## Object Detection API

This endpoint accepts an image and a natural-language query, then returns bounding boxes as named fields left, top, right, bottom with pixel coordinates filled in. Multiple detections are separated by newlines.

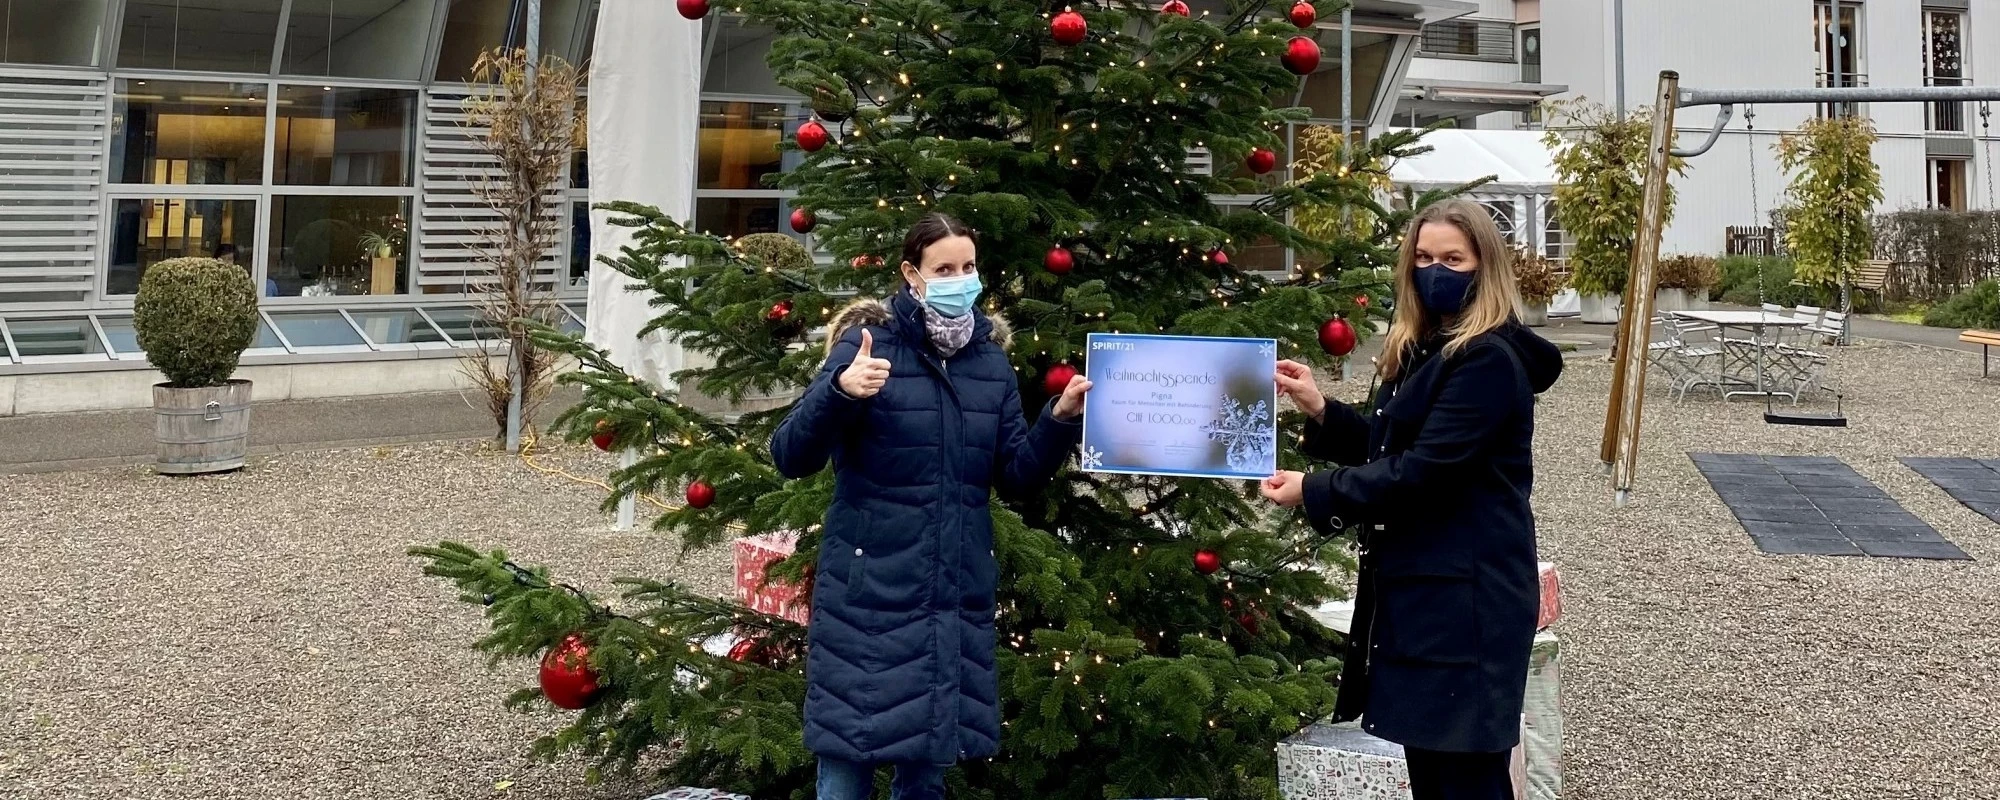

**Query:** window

left=695, top=99, right=791, bottom=240
left=273, top=86, right=418, bottom=186
left=111, top=80, right=268, bottom=185
left=703, top=22, right=785, bottom=95
left=434, top=0, right=591, bottom=82
left=8, top=316, right=105, bottom=358
left=1481, top=200, right=1520, bottom=244
left=1520, top=28, right=1541, bottom=84
left=1540, top=199, right=1566, bottom=261
left=1923, top=8, right=1966, bottom=133
left=119, top=0, right=284, bottom=73
left=2, top=0, right=109, bottom=66
left=1930, top=158, right=1967, bottom=210
left=282, top=0, right=438, bottom=80
left=1419, top=19, right=1511, bottom=61
left=1813, top=1, right=1865, bottom=117
left=105, top=197, right=259, bottom=295
left=267, top=195, right=411, bottom=296
left=1296, top=30, right=1393, bottom=123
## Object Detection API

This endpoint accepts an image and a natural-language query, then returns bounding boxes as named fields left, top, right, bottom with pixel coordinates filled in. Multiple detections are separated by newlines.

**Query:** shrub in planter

left=1717, top=256, right=1817, bottom=308
left=1923, top=280, right=2000, bottom=330
left=134, top=258, right=259, bottom=387
left=133, top=257, right=259, bottom=474
left=1656, top=255, right=1719, bottom=311
left=734, top=232, right=814, bottom=273
left=1512, top=247, right=1563, bottom=326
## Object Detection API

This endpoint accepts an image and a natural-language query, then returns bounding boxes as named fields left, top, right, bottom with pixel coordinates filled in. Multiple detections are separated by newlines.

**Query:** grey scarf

left=919, top=300, right=977, bottom=358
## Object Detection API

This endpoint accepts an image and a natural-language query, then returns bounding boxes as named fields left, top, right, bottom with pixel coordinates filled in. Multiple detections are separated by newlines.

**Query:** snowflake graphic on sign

left=1080, top=445, right=1106, bottom=471
left=1201, top=397, right=1274, bottom=471
left=1257, top=341, right=1275, bottom=358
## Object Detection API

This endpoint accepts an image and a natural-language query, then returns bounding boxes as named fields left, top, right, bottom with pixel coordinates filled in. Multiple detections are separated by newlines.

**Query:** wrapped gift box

left=643, top=789, right=749, bottom=800
left=1535, top=562, right=1563, bottom=630
left=1277, top=720, right=1526, bottom=800
left=733, top=532, right=811, bottom=625
left=1523, top=631, right=1562, bottom=800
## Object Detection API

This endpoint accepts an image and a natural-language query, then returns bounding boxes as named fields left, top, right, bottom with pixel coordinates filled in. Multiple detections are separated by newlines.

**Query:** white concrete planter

left=1520, top=304, right=1550, bottom=327
left=1655, top=288, right=1714, bottom=313
left=1579, top=293, right=1621, bottom=324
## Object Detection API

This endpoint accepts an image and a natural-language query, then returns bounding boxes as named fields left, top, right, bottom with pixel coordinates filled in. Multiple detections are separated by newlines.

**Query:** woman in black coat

left=1259, top=199, right=1563, bottom=800
left=770, top=213, right=1092, bottom=800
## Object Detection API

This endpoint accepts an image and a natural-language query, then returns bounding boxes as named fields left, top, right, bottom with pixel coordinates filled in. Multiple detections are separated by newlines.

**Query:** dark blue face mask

left=1413, top=263, right=1476, bottom=316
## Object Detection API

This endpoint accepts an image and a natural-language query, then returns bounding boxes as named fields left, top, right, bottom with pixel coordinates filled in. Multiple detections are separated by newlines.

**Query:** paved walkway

left=0, top=391, right=524, bottom=474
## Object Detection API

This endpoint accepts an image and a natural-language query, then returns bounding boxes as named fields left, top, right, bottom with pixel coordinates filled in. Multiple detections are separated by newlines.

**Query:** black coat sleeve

left=1300, top=343, right=1524, bottom=533
left=769, top=328, right=868, bottom=478
left=1298, top=398, right=1372, bottom=466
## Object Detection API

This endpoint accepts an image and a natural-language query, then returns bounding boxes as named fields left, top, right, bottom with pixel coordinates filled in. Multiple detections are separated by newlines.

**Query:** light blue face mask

left=919, top=272, right=983, bottom=318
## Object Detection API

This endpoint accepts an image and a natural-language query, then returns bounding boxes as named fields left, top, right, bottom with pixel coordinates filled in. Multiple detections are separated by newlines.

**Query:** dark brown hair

left=900, top=213, right=977, bottom=269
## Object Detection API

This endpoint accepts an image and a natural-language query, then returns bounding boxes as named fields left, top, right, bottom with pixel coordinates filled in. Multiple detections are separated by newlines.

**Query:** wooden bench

left=1792, top=259, right=1892, bottom=294
left=1964, top=329, right=2000, bottom=378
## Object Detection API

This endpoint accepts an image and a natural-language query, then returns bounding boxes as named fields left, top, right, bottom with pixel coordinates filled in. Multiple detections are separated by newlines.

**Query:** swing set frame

left=1603, top=70, right=2000, bottom=507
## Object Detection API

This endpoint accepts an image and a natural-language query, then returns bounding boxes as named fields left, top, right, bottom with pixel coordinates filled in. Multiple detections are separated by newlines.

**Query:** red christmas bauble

left=539, top=634, right=601, bottom=710
left=676, top=0, right=709, bottom=20
left=850, top=254, right=882, bottom=269
left=1044, top=363, right=1079, bottom=396
left=1237, top=612, right=1260, bottom=634
left=686, top=480, right=716, bottom=509
left=1319, top=317, right=1357, bottom=356
left=1051, top=10, right=1088, bottom=46
left=1193, top=549, right=1222, bottom=575
left=790, top=208, right=816, bottom=233
left=796, top=120, right=829, bottom=153
left=1288, top=1, right=1317, bottom=28
left=1355, top=294, right=1370, bottom=308
left=1044, top=245, right=1075, bottom=275
left=1283, top=36, right=1322, bottom=75
left=1245, top=148, right=1277, bottom=175
left=590, top=420, right=615, bottom=452
left=1221, top=597, right=1235, bottom=611
left=1211, top=249, right=1230, bottom=266
left=1160, top=0, right=1191, bottom=15
left=767, top=299, right=794, bottom=321
left=728, top=638, right=761, bottom=662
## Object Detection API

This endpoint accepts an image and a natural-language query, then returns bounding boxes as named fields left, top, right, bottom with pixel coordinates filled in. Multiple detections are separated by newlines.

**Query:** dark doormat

left=1900, top=457, right=2000, bottom=526
left=1690, top=453, right=1972, bottom=560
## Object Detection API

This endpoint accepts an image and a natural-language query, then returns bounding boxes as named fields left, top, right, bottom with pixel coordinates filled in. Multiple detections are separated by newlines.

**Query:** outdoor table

left=1668, top=310, right=1813, bottom=400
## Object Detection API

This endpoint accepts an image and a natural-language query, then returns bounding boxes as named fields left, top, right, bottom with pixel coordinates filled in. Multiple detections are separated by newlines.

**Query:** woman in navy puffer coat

left=770, top=214, right=1091, bottom=800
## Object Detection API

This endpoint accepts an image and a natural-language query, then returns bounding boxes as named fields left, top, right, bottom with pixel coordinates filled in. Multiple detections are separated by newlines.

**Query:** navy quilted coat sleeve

left=770, top=293, right=1082, bottom=766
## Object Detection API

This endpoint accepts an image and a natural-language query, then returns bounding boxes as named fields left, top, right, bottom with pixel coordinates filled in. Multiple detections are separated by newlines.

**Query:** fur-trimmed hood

left=824, top=295, right=1013, bottom=354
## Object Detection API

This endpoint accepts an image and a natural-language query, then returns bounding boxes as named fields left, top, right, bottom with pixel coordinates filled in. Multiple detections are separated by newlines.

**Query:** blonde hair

left=1377, top=199, right=1524, bottom=381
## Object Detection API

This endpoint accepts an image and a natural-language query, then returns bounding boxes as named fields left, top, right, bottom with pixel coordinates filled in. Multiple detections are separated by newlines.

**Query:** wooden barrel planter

left=153, top=380, right=253, bottom=475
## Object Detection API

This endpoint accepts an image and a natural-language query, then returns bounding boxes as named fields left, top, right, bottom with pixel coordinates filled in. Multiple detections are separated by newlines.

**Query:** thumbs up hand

left=838, top=329, right=892, bottom=399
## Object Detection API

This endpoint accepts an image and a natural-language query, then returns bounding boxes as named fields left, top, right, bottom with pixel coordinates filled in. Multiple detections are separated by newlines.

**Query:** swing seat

left=1764, top=394, right=1848, bottom=427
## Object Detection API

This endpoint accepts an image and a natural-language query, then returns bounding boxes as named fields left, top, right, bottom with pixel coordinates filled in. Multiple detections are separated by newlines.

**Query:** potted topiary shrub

left=1514, top=247, right=1564, bottom=327
left=132, top=257, right=260, bottom=475
left=1656, top=255, right=1719, bottom=313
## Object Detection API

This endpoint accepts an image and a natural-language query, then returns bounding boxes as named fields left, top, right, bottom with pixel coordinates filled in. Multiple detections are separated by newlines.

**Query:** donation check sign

left=1078, top=333, right=1278, bottom=480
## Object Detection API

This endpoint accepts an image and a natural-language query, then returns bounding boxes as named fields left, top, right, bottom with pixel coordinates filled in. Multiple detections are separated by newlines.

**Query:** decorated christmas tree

left=414, top=1, right=1474, bottom=798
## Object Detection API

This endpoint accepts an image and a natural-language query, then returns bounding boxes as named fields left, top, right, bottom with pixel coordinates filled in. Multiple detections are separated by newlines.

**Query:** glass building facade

left=0, top=1, right=1419, bottom=368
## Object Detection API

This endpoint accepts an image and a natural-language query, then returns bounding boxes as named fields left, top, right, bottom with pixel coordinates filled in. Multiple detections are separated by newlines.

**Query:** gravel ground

left=2, top=340, right=1997, bottom=799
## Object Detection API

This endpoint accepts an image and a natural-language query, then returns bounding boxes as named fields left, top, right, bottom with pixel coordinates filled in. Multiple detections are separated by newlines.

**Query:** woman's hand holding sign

left=1273, top=359, right=1326, bottom=422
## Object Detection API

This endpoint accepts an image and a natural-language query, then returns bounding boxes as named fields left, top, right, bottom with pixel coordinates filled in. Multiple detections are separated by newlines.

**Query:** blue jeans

left=815, top=756, right=946, bottom=800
